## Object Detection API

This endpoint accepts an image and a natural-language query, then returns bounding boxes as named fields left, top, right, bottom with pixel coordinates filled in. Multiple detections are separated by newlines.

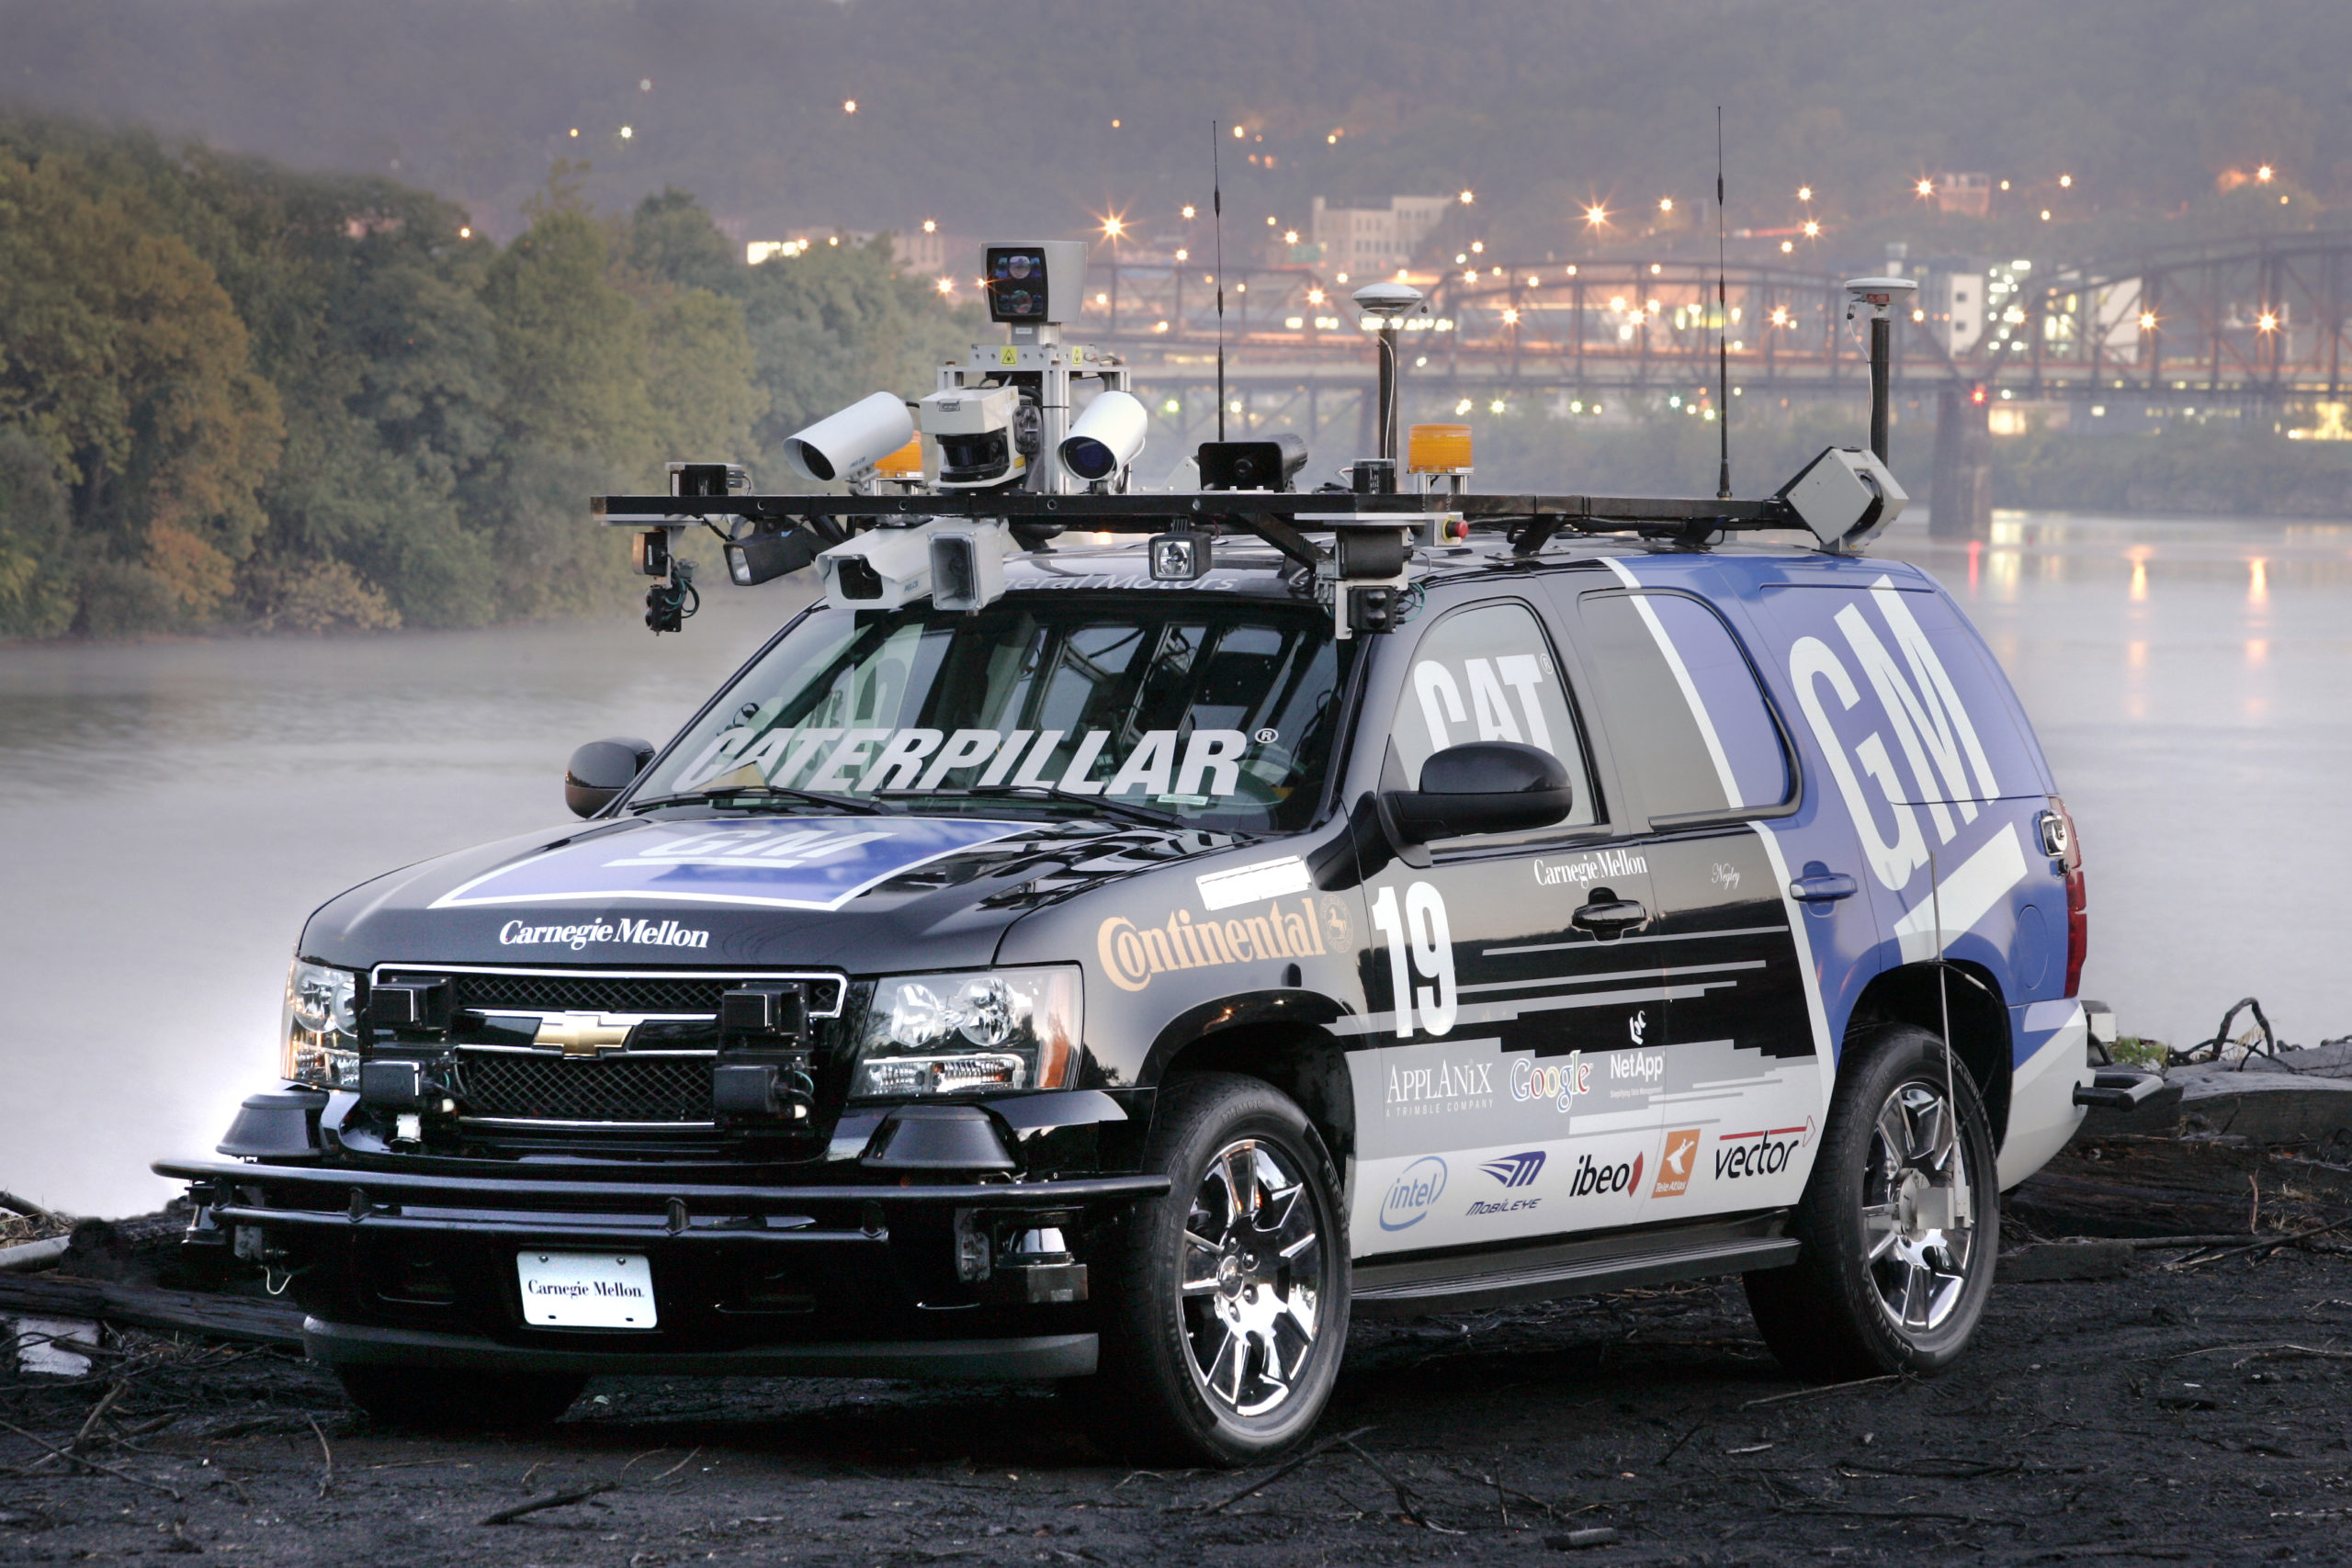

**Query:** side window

left=1390, top=600, right=1599, bottom=829
left=1576, top=590, right=1792, bottom=820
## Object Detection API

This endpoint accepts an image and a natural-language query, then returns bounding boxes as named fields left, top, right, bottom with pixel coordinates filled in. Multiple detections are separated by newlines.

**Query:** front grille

left=378, top=968, right=846, bottom=1017
left=450, top=1053, right=716, bottom=1123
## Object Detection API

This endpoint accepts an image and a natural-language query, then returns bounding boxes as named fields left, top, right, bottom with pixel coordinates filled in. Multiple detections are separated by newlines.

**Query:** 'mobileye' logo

left=1510, top=1051, right=1591, bottom=1112
left=1714, top=1125, right=1809, bottom=1181
left=1380, top=1156, right=1448, bottom=1231
left=1479, top=1150, right=1545, bottom=1189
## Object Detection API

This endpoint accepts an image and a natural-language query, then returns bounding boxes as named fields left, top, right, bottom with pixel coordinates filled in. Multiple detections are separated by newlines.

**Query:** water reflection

left=1882, top=512, right=2352, bottom=1065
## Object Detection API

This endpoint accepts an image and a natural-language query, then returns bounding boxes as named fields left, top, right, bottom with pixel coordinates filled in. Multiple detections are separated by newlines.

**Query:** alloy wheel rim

left=1179, top=1137, right=1324, bottom=1417
left=1860, top=1080, right=1976, bottom=1335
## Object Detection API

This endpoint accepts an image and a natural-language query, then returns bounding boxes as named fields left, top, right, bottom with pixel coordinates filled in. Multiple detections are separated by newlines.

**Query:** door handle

left=1572, top=897, right=1649, bottom=937
left=1790, top=873, right=1858, bottom=902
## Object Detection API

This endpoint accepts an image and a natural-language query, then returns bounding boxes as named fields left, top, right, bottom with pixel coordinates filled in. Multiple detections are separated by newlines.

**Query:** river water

left=2, top=514, right=2346, bottom=1218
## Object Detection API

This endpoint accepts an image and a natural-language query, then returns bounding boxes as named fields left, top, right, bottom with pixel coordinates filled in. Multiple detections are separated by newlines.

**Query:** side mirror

left=565, top=737, right=656, bottom=818
left=1384, top=741, right=1573, bottom=843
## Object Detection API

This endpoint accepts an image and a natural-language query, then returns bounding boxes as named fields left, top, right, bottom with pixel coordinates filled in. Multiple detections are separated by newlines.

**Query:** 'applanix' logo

left=499, top=918, right=709, bottom=951
left=1384, top=1057, right=1496, bottom=1119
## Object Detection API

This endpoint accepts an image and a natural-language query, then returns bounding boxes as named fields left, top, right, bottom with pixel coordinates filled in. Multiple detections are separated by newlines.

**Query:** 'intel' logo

left=1379, top=1156, right=1448, bottom=1231
left=1479, top=1151, right=1545, bottom=1189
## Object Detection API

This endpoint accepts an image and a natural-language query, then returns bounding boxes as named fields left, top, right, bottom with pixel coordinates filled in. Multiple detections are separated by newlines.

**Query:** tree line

left=0, top=117, right=975, bottom=639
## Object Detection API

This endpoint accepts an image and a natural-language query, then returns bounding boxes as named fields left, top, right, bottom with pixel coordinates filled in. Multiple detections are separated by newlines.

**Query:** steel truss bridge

left=1067, top=231, right=2352, bottom=453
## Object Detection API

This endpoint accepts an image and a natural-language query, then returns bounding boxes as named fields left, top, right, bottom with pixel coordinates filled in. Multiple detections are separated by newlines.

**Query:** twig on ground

left=1340, top=1436, right=1462, bottom=1533
left=479, top=1480, right=618, bottom=1526
left=307, top=1416, right=333, bottom=1500
left=648, top=1447, right=702, bottom=1483
left=2167, top=1213, right=2352, bottom=1269
left=1742, top=1374, right=1899, bottom=1407
left=1200, top=1427, right=1374, bottom=1514
left=0, top=1417, right=182, bottom=1500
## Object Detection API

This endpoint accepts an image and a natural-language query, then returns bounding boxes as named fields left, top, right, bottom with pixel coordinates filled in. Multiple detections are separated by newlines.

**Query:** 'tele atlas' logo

left=1652, top=1129, right=1702, bottom=1198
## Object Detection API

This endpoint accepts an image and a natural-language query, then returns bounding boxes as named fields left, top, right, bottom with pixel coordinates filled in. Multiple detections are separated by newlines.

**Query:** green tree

left=481, top=204, right=658, bottom=470
left=0, top=149, right=283, bottom=630
left=0, top=427, right=74, bottom=640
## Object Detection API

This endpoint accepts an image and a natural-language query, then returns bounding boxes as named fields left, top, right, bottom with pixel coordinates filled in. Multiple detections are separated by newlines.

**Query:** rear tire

left=1744, top=1023, right=1999, bottom=1382
left=334, top=1364, right=587, bottom=1430
left=1080, top=1073, right=1349, bottom=1467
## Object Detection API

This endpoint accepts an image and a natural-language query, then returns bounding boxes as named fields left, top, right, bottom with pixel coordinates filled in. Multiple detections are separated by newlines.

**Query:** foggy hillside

left=4, top=0, right=2348, bottom=246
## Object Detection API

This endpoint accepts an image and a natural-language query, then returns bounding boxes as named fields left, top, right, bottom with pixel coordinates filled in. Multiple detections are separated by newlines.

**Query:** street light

left=1915, top=178, right=1934, bottom=197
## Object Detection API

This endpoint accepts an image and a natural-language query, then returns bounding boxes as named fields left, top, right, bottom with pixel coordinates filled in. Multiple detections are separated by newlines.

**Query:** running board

left=1351, top=1214, right=1797, bottom=1316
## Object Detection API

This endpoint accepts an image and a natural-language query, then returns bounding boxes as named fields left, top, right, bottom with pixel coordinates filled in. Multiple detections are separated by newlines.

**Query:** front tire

left=334, top=1364, right=587, bottom=1430
left=1744, top=1023, right=1999, bottom=1382
left=1082, top=1073, right=1350, bottom=1466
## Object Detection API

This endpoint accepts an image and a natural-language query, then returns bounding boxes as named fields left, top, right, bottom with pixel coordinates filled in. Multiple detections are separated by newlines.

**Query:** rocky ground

left=6, top=1134, right=2352, bottom=1566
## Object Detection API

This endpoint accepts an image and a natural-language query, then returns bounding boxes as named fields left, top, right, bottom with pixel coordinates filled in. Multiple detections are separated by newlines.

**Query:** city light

left=2041, top=209, right=2052, bottom=220
left=1182, top=205, right=1196, bottom=220
left=619, top=126, right=633, bottom=139
left=1797, top=186, right=1813, bottom=201
left=568, top=128, right=579, bottom=138
left=842, top=100, right=856, bottom=114
left=1153, top=321, right=1169, bottom=333
left=1659, top=197, right=1674, bottom=212
left=1803, top=220, right=1820, bottom=237
left=1175, top=248, right=1188, bottom=261
left=1464, top=270, right=1478, bottom=283
left=1455, top=254, right=1467, bottom=265
left=1102, top=215, right=1125, bottom=239
left=2257, top=165, right=2275, bottom=183
left=2259, top=311, right=2278, bottom=333
left=1527, top=275, right=1540, bottom=287
left=922, top=220, right=936, bottom=233
left=935, top=277, right=955, bottom=295
left=1471, top=241, right=1484, bottom=254
left=1283, top=230, right=1298, bottom=243
left=2059, top=174, right=2073, bottom=187
left=1233, top=126, right=1246, bottom=139
left=1501, top=307, right=1521, bottom=325
left=1460, top=189, right=1475, bottom=205
left=1770, top=306, right=1789, bottom=326
left=1781, top=240, right=1794, bottom=253
left=1650, top=263, right=1662, bottom=275
left=1111, top=118, right=1121, bottom=129
left=2140, top=310, right=2157, bottom=330
left=1489, top=399, right=1506, bottom=413
left=1306, top=288, right=1326, bottom=305
left=1586, top=204, right=1609, bottom=227
left=1916, top=178, right=1935, bottom=197
left=458, top=226, right=471, bottom=239
left=1327, top=131, right=1339, bottom=144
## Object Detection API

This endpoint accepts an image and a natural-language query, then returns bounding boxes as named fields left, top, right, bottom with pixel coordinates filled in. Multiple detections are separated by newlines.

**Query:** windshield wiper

left=877, top=785, right=1185, bottom=828
left=628, top=784, right=891, bottom=816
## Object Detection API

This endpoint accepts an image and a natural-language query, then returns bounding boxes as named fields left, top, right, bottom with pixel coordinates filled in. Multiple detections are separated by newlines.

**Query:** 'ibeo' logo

left=1380, top=1156, right=1448, bottom=1231
left=1567, top=1149, right=1645, bottom=1198
left=1510, top=1051, right=1591, bottom=1112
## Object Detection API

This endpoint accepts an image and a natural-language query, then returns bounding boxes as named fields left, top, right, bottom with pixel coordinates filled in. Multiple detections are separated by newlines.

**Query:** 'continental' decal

left=1097, top=895, right=1353, bottom=992
left=430, top=817, right=1031, bottom=913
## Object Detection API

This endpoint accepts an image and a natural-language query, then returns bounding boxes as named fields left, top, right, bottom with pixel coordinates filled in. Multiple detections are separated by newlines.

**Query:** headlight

left=855, top=966, right=1081, bottom=1099
left=282, top=959, right=360, bottom=1090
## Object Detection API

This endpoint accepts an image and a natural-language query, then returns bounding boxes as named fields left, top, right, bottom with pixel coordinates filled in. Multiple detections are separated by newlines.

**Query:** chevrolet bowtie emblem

left=532, top=1012, right=641, bottom=1056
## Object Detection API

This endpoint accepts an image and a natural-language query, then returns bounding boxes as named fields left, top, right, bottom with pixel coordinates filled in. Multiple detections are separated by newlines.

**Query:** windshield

left=638, top=593, right=1355, bottom=833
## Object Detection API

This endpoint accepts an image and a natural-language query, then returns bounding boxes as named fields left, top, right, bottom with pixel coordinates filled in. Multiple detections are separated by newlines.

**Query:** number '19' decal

left=1371, top=882, right=1457, bottom=1037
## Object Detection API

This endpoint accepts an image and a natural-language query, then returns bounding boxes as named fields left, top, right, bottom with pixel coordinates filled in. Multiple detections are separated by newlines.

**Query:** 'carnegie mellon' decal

left=1097, top=894, right=1355, bottom=992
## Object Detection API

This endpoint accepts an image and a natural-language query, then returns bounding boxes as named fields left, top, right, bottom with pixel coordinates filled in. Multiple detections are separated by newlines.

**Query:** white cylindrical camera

left=1058, top=389, right=1148, bottom=484
left=781, top=391, right=916, bottom=485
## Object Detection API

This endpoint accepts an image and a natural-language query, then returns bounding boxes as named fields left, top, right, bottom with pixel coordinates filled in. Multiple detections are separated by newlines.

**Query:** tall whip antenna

left=1715, top=106, right=1733, bottom=501
left=1213, top=120, right=1227, bottom=442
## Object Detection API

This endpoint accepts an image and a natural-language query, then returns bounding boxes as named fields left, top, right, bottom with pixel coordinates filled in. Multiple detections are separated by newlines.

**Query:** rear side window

left=1389, top=600, right=1599, bottom=829
left=1576, top=590, right=1792, bottom=820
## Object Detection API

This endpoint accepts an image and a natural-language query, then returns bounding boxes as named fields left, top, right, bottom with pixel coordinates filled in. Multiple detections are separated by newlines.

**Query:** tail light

left=2040, top=795, right=2086, bottom=997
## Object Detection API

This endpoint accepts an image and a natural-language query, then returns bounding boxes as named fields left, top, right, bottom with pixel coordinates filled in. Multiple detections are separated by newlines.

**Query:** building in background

left=1309, top=196, right=1452, bottom=277
left=1929, top=172, right=1993, bottom=218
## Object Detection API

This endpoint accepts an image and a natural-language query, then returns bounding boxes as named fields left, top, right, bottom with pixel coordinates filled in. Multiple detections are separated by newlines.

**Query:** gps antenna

left=1715, top=107, right=1733, bottom=502
left=1213, top=120, right=1227, bottom=442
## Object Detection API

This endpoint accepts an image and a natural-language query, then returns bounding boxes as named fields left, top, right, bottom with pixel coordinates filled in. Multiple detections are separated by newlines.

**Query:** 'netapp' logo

left=499, top=918, right=709, bottom=951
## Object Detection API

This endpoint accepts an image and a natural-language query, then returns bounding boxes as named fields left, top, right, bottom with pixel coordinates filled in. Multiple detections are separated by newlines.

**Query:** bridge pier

left=1929, top=384, right=1992, bottom=537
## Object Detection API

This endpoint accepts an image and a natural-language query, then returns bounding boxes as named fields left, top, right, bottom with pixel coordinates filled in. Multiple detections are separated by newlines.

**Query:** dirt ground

left=6, top=1139, right=2352, bottom=1566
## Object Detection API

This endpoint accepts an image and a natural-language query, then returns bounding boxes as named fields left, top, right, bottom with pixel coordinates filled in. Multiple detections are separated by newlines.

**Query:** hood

left=299, top=811, right=1240, bottom=973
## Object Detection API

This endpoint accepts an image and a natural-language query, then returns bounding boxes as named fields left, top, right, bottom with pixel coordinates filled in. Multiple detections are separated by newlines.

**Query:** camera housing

left=928, top=524, right=1011, bottom=612
left=982, top=241, right=1086, bottom=325
left=1199, top=435, right=1309, bottom=492
left=781, top=391, right=918, bottom=486
left=1777, top=446, right=1908, bottom=551
left=922, top=385, right=1027, bottom=490
left=1058, top=389, right=1148, bottom=485
left=816, top=522, right=941, bottom=611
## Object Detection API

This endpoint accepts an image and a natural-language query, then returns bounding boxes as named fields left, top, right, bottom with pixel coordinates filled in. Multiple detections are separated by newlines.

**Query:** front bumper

left=156, top=1156, right=1167, bottom=1379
